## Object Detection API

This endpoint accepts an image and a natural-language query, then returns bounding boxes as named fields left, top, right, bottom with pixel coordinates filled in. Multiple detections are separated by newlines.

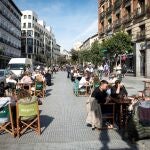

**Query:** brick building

left=98, top=0, right=150, bottom=77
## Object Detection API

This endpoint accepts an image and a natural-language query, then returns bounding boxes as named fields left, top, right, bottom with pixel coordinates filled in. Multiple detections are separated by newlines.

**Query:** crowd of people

left=66, top=63, right=149, bottom=135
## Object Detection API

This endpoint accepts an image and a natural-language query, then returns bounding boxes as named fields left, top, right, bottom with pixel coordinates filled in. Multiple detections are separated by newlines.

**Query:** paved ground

left=0, top=72, right=149, bottom=150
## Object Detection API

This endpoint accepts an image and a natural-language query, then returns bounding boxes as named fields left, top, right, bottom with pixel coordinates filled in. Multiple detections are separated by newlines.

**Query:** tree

left=90, top=40, right=104, bottom=66
left=79, top=49, right=91, bottom=63
left=101, top=31, right=132, bottom=56
left=70, top=49, right=79, bottom=63
left=57, top=55, right=68, bottom=65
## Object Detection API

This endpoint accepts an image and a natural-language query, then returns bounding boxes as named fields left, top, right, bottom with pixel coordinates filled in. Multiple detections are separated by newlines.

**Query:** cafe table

left=111, top=97, right=131, bottom=128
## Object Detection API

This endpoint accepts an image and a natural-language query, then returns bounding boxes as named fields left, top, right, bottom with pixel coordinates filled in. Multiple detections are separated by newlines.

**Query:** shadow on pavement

left=99, top=129, right=138, bottom=150
left=40, top=115, right=54, bottom=134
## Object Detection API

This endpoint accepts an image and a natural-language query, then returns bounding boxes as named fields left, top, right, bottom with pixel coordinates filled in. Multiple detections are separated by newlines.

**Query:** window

left=33, top=16, right=34, bottom=20
left=24, top=15, right=27, bottom=19
left=28, top=15, right=31, bottom=19
left=28, top=23, right=31, bottom=28
left=27, top=30, right=33, bottom=36
left=23, top=23, right=26, bottom=28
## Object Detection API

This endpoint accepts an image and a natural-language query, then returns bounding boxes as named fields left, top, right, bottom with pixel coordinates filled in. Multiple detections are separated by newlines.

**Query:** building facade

left=98, top=0, right=150, bottom=77
left=80, top=33, right=98, bottom=51
left=0, top=0, right=22, bottom=68
left=53, top=43, right=61, bottom=64
left=21, top=10, right=60, bottom=66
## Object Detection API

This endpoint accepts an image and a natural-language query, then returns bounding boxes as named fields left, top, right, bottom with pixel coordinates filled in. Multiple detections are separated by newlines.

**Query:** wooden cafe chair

left=34, top=81, right=45, bottom=100
left=0, top=99, right=15, bottom=137
left=100, top=103, right=115, bottom=129
left=16, top=100, right=41, bottom=137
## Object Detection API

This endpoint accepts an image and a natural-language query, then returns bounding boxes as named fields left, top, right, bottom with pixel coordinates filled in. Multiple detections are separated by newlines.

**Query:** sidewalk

left=0, top=72, right=149, bottom=149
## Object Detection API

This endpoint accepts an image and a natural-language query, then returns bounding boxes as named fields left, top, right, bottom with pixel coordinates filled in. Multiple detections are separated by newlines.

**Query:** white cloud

left=74, top=19, right=98, bottom=42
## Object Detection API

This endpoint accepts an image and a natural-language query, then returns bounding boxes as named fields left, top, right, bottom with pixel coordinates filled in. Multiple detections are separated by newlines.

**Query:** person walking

left=98, top=64, right=104, bottom=80
left=66, top=64, right=71, bottom=78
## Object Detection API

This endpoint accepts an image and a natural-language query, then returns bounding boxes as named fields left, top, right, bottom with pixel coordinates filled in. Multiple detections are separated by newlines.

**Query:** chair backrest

left=35, top=82, right=43, bottom=90
left=18, top=101, right=38, bottom=117
left=93, top=82, right=100, bottom=89
left=0, top=103, right=10, bottom=123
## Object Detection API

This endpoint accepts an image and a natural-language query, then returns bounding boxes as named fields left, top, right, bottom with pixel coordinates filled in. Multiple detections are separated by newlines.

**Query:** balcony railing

left=136, top=31, right=146, bottom=40
left=100, top=0, right=105, bottom=5
left=100, top=11, right=106, bottom=20
left=105, top=24, right=112, bottom=32
left=113, top=19, right=122, bottom=28
left=106, top=6, right=112, bottom=16
left=134, top=7, right=146, bottom=19
left=99, top=28, right=105, bottom=35
left=0, top=37, right=20, bottom=50
left=0, top=9, right=20, bottom=30
left=122, top=13, right=133, bottom=24
left=0, top=23, right=20, bottom=39
left=114, top=0, right=122, bottom=10
left=123, top=0, right=130, bottom=4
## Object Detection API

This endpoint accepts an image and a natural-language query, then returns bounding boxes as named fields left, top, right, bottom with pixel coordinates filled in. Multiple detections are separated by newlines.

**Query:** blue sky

left=14, top=0, right=98, bottom=51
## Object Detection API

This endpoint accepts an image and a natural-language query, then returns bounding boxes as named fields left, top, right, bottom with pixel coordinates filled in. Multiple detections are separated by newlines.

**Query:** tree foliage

left=101, top=31, right=132, bottom=56
left=57, top=55, right=68, bottom=65
left=70, top=49, right=78, bottom=63
left=90, top=40, right=104, bottom=66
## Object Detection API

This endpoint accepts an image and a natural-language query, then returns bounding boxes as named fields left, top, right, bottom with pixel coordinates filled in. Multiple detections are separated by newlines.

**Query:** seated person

left=79, top=73, right=88, bottom=89
left=35, top=72, right=46, bottom=82
left=21, top=72, right=33, bottom=84
left=91, top=80, right=109, bottom=104
left=108, top=73, right=118, bottom=84
left=111, top=80, right=128, bottom=100
left=73, top=69, right=80, bottom=78
left=91, top=80, right=112, bottom=128
left=111, top=80, right=128, bottom=126
left=6, top=75, right=17, bottom=84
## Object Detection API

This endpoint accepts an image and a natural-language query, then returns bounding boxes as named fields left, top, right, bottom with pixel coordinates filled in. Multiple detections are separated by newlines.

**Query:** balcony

left=122, top=13, right=133, bottom=24
left=114, top=0, right=122, bottom=10
left=0, top=9, right=20, bottom=30
left=100, top=11, right=106, bottom=20
left=123, top=0, right=130, bottom=4
left=134, top=7, right=146, bottom=19
left=136, top=31, right=146, bottom=41
left=105, top=24, right=112, bottom=32
left=100, top=0, right=105, bottom=6
left=99, top=28, right=105, bottom=35
left=106, top=6, right=112, bottom=16
left=113, top=19, right=122, bottom=29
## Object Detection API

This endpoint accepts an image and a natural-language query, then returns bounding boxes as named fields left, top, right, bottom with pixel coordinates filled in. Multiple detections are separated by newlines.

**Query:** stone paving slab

left=0, top=72, right=149, bottom=149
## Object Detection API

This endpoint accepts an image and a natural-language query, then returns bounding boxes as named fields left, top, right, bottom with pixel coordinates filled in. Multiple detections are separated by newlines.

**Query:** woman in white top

left=79, top=74, right=87, bottom=89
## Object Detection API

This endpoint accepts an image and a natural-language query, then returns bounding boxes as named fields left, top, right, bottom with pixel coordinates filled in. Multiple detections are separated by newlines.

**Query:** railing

left=123, top=0, right=130, bottom=4
left=134, top=7, right=146, bottom=19
left=113, top=19, right=122, bottom=28
left=0, top=9, right=21, bottom=30
left=1, top=0, right=20, bottom=20
left=100, top=0, right=105, bottom=5
left=136, top=31, right=146, bottom=40
left=106, top=6, right=112, bottom=16
left=100, top=11, right=106, bottom=20
left=105, top=24, right=112, bottom=32
left=122, top=13, right=133, bottom=24
left=114, top=0, right=122, bottom=10
left=0, top=23, right=20, bottom=39
left=99, top=28, right=105, bottom=35
left=0, top=37, right=20, bottom=49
